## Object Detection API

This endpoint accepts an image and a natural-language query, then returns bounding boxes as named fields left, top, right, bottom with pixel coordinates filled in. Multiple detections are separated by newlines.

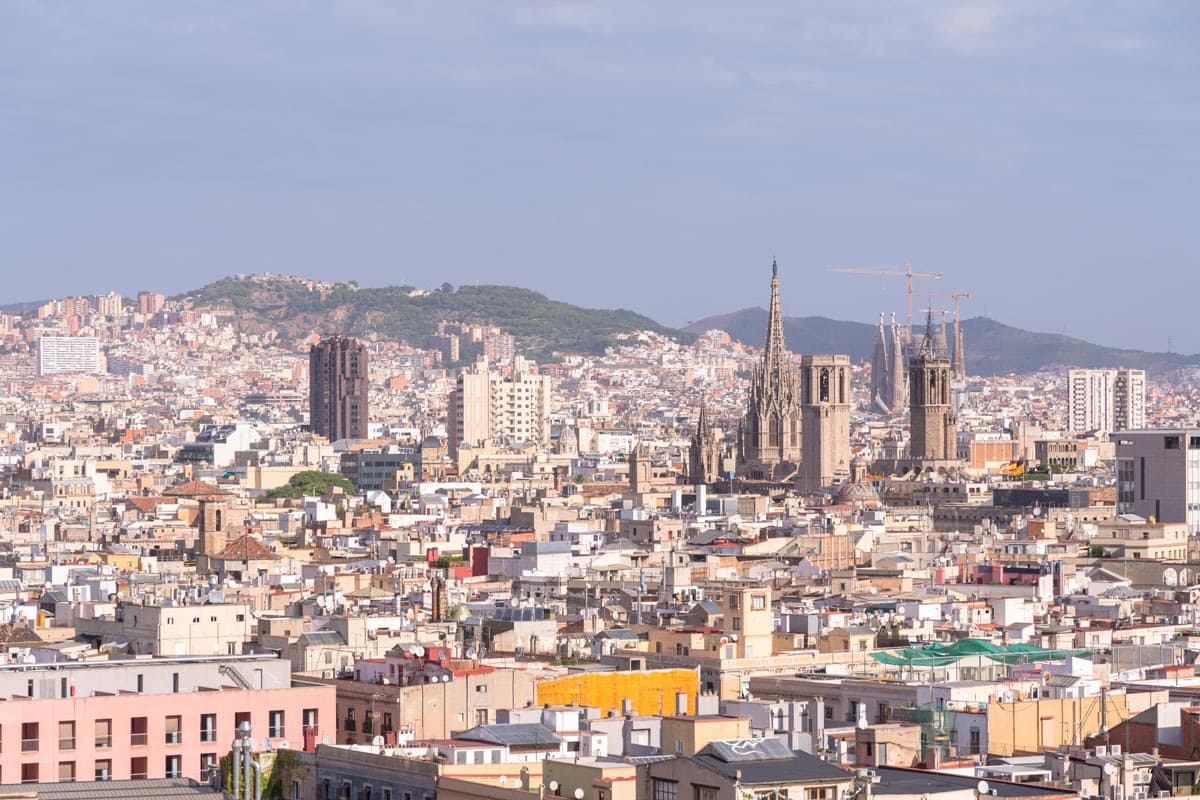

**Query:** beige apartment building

left=448, top=358, right=552, bottom=459
left=1092, top=516, right=1188, bottom=560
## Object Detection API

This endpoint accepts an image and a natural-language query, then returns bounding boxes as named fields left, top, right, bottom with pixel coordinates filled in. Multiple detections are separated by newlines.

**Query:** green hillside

left=182, top=277, right=690, bottom=358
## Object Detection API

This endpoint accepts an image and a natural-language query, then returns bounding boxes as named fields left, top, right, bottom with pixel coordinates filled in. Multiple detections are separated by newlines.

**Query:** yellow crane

left=825, top=262, right=943, bottom=337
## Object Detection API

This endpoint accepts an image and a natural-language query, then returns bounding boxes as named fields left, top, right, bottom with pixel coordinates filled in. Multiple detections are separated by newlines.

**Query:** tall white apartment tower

left=1068, top=368, right=1145, bottom=434
left=1113, top=367, right=1146, bottom=431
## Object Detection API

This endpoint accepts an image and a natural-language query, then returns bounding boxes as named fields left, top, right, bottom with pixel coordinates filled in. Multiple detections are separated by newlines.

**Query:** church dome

left=837, top=479, right=882, bottom=508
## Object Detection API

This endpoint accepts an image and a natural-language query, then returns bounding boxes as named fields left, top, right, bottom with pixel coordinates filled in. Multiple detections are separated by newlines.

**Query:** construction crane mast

left=825, top=261, right=943, bottom=339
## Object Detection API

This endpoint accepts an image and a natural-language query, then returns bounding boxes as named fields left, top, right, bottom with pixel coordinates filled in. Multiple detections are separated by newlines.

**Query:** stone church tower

left=908, top=311, right=957, bottom=462
left=688, top=402, right=721, bottom=485
left=738, top=260, right=802, bottom=479
left=629, top=440, right=651, bottom=494
left=798, top=354, right=851, bottom=492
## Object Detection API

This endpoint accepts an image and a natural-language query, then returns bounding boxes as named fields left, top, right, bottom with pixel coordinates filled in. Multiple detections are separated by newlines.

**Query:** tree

left=259, top=470, right=356, bottom=502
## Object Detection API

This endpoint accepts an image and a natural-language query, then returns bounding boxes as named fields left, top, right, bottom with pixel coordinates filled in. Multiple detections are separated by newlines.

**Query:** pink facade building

left=0, top=659, right=334, bottom=786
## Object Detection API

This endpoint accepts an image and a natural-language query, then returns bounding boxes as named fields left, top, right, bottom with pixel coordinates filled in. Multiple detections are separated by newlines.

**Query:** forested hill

left=181, top=276, right=690, bottom=358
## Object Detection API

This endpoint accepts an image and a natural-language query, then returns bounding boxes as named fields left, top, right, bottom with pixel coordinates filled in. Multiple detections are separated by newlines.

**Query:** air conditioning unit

left=322, top=670, right=334, bottom=679
left=1095, top=746, right=1108, bottom=756
left=1134, top=773, right=1151, bottom=784
left=1158, top=792, right=1171, bottom=798
left=1110, top=745, right=1122, bottom=755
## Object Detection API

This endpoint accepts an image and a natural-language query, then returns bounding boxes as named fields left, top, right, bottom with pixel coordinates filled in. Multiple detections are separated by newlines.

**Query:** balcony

left=200, top=729, right=217, bottom=743
left=269, top=727, right=285, bottom=739
left=130, top=733, right=148, bottom=747
left=21, top=739, right=39, bottom=753
left=165, top=731, right=181, bottom=745
left=59, top=737, right=76, bottom=750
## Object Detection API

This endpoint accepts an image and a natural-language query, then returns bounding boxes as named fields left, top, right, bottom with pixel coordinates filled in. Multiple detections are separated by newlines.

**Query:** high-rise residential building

left=738, top=260, right=802, bottom=479
left=38, top=336, right=100, bottom=375
left=1068, top=368, right=1145, bottom=433
left=1113, top=367, right=1146, bottom=432
left=137, top=291, right=165, bottom=315
left=447, top=357, right=552, bottom=458
left=1116, top=429, right=1200, bottom=534
left=95, top=291, right=124, bottom=316
left=798, top=354, right=851, bottom=492
left=908, top=316, right=957, bottom=462
left=309, top=335, right=369, bottom=441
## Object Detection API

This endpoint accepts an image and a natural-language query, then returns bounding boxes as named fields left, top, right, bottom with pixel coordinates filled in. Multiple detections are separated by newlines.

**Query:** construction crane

left=825, top=262, right=943, bottom=338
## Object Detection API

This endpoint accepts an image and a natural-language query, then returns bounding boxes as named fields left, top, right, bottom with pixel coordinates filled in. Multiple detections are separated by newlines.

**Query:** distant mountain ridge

left=686, top=307, right=1198, bottom=375
left=5, top=276, right=1195, bottom=374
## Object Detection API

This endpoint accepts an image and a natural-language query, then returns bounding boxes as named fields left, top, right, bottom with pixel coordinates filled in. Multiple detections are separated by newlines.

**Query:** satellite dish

left=977, top=782, right=990, bottom=795
left=498, top=776, right=508, bottom=786
left=414, top=645, right=426, bottom=657
left=548, top=781, right=560, bottom=792
left=372, top=735, right=385, bottom=747
left=1104, top=763, right=1117, bottom=776
left=574, top=790, right=585, bottom=800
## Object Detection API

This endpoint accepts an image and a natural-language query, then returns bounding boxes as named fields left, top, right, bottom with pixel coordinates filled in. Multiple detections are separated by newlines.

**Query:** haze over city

left=4, top=2, right=1198, bottom=350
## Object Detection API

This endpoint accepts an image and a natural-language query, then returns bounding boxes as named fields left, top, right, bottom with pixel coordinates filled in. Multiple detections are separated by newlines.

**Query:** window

left=131, top=756, right=148, bottom=780
left=165, top=715, right=182, bottom=744
left=201, top=714, right=217, bottom=742
left=95, top=719, right=112, bottom=749
left=166, top=754, right=182, bottom=779
left=173, top=672, right=180, bottom=692
left=653, top=779, right=679, bottom=800
left=201, top=753, right=218, bottom=782
left=21, top=721, right=39, bottom=752
left=729, top=594, right=739, bottom=609
left=304, top=708, right=319, bottom=732
left=362, top=710, right=374, bottom=734
left=475, top=708, right=489, bottom=726
left=732, top=617, right=741, bottom=631
left=58, top=761, right=76, bottom=783
left=59, top=720, right=76, bottom=750
left=21, top=764, right=39, bottom=784
left=345, top=709, right=356, bottom=732
left=1166, top=436, right=1182, bottom=450
left=131, top=716, right=148, bottom=746
left=751, top=594, right=766, bottom=610
left=270, top=710, right=285, bottom=739
left=95, top=759, right=112, bottom=782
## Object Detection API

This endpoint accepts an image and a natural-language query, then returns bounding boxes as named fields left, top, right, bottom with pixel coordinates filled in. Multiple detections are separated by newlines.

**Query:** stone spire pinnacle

left=764, top=258, right=787, bottom=372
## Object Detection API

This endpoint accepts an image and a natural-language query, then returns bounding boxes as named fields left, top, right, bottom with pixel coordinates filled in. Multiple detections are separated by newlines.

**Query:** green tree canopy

left=259, top=470, right=355, bottom=502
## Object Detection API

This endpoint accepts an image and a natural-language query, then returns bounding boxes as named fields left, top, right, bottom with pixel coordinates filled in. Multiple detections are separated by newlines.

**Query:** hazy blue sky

left=3, top=2, right=1197, bottom=350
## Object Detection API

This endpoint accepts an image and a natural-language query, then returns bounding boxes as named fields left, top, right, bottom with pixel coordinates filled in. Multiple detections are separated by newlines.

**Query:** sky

left=2, top=1, right=1198, bottom=351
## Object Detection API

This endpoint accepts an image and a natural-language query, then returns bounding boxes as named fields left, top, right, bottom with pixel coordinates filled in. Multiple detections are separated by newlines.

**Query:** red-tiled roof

left=213, top=534, right=278, bottom=561
left=164, top=480, right=228, bottom=499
